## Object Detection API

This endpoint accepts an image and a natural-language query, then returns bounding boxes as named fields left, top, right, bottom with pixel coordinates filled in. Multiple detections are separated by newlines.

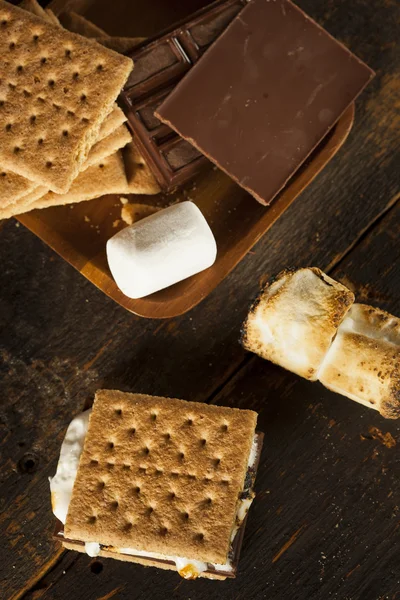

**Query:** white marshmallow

left=85, top=542, right=101, bottom=557
left=106, top=202, right=217, bottom=299
left=49, top=409, right=91, bottom=524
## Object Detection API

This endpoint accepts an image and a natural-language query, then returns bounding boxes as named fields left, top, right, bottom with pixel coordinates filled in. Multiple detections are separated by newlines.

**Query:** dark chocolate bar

left=156, top=0, right=374, bottom=205
left=119, top=0, right=247, bottom=191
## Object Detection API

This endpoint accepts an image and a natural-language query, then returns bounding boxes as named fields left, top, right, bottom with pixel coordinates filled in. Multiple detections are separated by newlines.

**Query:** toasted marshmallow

left=118, top=548, right=209, bottom=579
left=106, top=201, right=217, bottom=299
left=85, top=542, right=101, bottom=557
left=241, top=268, right=354, bottom=380
left=49, top=410, right=91, bottom=524
left=318, top=304, right=400, bottom=418
left=175, top=559, right=208, bottom=579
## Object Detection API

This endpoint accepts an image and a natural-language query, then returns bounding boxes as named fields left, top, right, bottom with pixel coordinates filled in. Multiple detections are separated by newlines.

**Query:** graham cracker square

left=0, top=167, right=38, bottom=205
left=0, top=1, right=132, bottom=193
left=65, top=391, right=257, bottom=565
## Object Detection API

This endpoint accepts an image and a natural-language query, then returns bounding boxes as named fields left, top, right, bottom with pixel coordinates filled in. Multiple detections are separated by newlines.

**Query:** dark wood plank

left=22, top=185, right=400, bottom=600
left=0, top=0, right=399, bottom=597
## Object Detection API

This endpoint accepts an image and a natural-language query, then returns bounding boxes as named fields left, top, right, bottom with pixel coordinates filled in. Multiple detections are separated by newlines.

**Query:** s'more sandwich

left=241, top=267, right=400, bottom=418
left=50, top=390, right=263, bottom=580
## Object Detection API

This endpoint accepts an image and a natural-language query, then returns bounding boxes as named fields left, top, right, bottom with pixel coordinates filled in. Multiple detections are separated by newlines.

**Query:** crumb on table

left=121, top=203, right=160, bottom=226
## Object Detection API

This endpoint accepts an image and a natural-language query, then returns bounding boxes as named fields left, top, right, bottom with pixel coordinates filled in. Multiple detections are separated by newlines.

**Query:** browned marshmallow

left=241, top=268, right=354, bottom=380
left=318, top=304, right=400, bottom=419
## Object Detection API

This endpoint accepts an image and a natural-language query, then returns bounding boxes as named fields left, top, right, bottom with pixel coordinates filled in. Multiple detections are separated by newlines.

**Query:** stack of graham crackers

left=0, top=0, right=159, bottom=220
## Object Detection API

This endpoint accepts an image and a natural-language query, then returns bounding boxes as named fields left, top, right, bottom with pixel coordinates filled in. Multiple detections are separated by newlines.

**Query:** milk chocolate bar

left=156, top=0, right=375, bottom=204
left=119, top=0, right=247, bottom=190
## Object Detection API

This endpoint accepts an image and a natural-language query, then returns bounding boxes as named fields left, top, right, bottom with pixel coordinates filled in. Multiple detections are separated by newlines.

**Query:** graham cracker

left=31, top=145, right=159, bottom=208
left=36, top=7, right=129, bottom=145
left=0, top=142, right=160, bottom=218
left=0, top=184, right=47, bottom=219
left=97, top=105, right=127, bottom=142
left=19, top=0, right=127, bottom=141
left=0, top=111, right=126, bottom=206
left=0, top=3, right=124, bottom=207
left=60, top=11, right=144, bottom=53
left=16, top=3, right=126, bottom=155
left=0, top=168, right=38, bottom=206
left=0, top=1, right=133, bottom=193
left=45, top=8, right=61, bottom=27
left=65, top=390, right=257, bottom=565
left=20, top=0, right=61, bottom=27
left=318, top=304, right=400, bottom=419
left=82, top=124, right=131, bottom=170
left=19, top=0, right=49, bottom=21
left=123, top=142, right=160, bottom=195
left=241, top=267, right=355, bottom=380
left=59, top=11, right=108, bottom=38
left=121, top=202, right=160, bottom=226
left=96, top=36, right=146, bottom=54
left=17, top=152, right=128, bottom=212
left=62, top=540, right=227, bottom=580
left=0, top=189, right=46, bottom=220
left=0, top=152, right=125, bottom=218
left=18, top=185, right=48, bottom=204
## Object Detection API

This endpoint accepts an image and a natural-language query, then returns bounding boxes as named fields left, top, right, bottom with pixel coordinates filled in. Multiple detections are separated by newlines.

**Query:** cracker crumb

left=112, top=220, right=121, bottom=228
left=121, top=203, right=159, bottom=226
left=120, top=197, right=129, bottom=205
left=84, top=216, right=90, bottom=222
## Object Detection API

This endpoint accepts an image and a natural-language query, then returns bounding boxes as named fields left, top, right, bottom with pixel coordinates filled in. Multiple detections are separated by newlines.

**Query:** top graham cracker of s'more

left=0, top=1, right=133, bottom=193
left=65, top=390, right=258, bottom=564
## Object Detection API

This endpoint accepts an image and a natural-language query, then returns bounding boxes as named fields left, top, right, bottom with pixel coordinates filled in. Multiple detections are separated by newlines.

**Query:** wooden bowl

left=17, top=103, right=354, bottom=318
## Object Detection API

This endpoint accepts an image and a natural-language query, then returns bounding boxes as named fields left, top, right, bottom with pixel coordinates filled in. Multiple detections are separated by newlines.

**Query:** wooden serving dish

left=18, top=103, right=354, bottom=318
left=13, top=0, right=355, bottom=318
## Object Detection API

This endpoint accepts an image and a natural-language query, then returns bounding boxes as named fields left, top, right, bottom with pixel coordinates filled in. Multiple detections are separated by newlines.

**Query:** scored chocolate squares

left=156, top=0, right=374, bottom=205
left=51, top=390, right=263, bottom=580
left=120, top=0, right=247, bottom=191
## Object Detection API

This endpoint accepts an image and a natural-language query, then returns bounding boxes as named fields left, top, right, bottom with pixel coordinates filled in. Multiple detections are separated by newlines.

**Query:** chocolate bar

left=156, top=0, right=375, bottom=205
left=119, top=0, right=247, bottom=190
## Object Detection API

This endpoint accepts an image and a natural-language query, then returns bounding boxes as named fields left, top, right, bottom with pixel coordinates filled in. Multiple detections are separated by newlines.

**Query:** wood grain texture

left=0, top=0, right=399, bottom=598
left=21, top=188, right=400, bottom=600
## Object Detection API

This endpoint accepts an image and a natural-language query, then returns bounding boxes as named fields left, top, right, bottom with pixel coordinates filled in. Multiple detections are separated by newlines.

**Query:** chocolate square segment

left=156, top=0, right=374, bottom=204
left=120, top=0, right=247, bottom=190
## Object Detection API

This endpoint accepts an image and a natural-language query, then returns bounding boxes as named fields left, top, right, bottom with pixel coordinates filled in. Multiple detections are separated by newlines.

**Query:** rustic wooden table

left=1, top=0, right=399, bottom=599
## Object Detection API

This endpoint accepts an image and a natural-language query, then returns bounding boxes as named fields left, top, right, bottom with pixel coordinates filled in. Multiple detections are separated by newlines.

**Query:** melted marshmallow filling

left=50, top=411, right=258, bottom=578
